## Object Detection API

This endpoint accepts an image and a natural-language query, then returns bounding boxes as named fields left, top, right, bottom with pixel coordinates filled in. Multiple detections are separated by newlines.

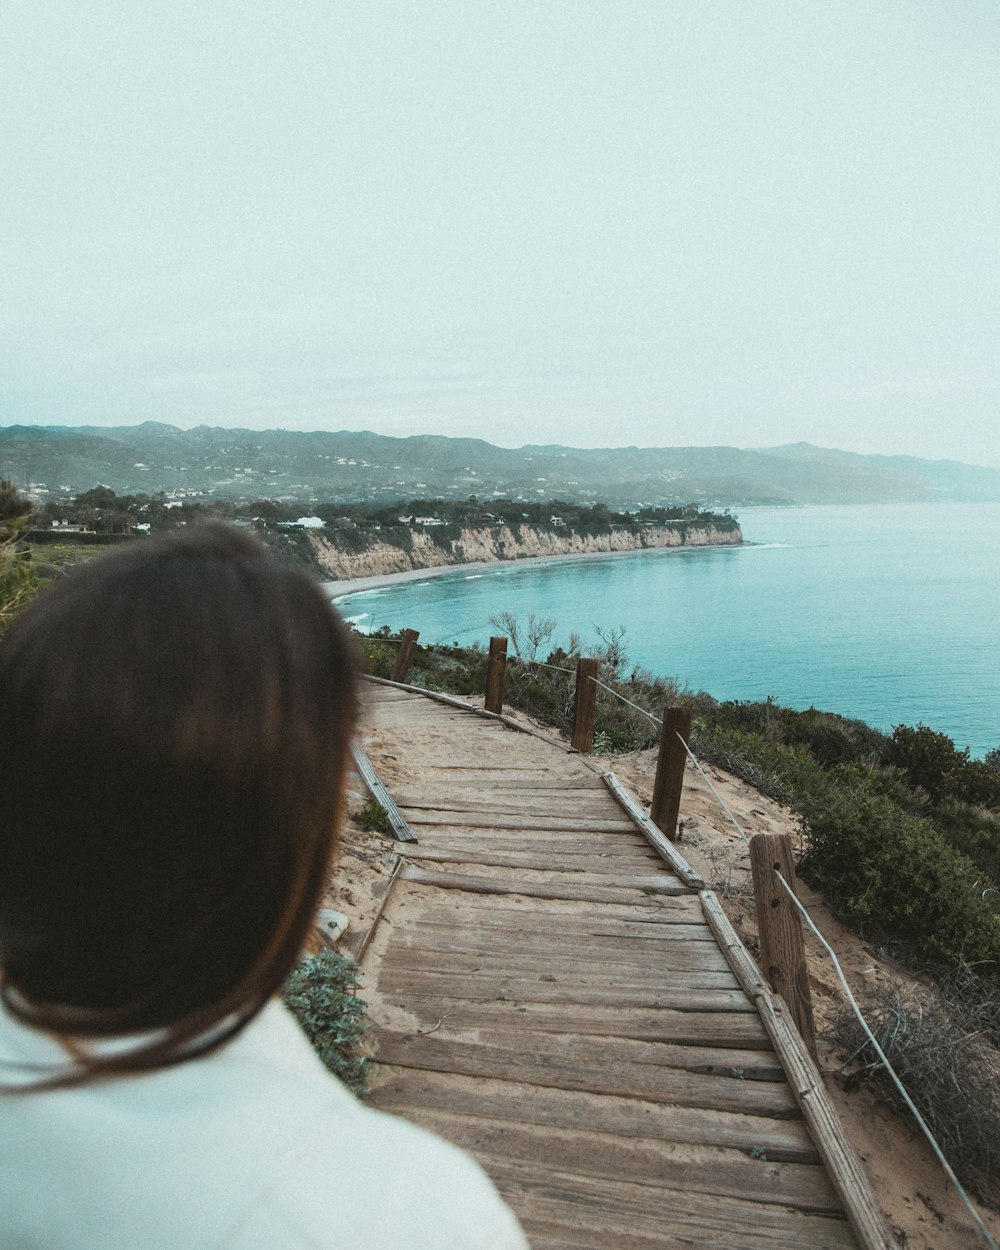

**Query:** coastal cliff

left=308, top=520, right=742, bottom=581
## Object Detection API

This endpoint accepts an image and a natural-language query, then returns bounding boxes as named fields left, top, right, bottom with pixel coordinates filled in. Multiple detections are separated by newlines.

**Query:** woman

left=0, top=523, right=527, bottom=1250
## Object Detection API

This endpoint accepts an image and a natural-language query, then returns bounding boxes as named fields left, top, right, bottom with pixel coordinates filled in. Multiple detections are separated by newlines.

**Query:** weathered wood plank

left=494, top=1165, right=857, bottom=1250
left=403, top=830, right=659, bottom=854
left=379, top=959, right=741, bottom=996
left=374, top=967, right=757, bottom=1010
left=395, top=780, right=605, bottom=800
left=395, top=793, right=624, bottom=816
left=374, top=995, right=772, bottom=1046
left=401, top=809, right=639, bottom=833
left=398, top=923, right=723, bottom=960
left=604, top=770, right=705, bottom=888
left=349, top=744, right=418, bottom=843
left=372, top=1030, right=798, bottom=1115
left=400, top=865, right=691, bottom=903
left=400, top=845, right=663, bottom=874
left=374, top=1024, right=784, bottom=1083
left=338, top=855, right=402, bottom=964
left=400, top=1109, right=842, bottom=1212
left=403, top=893, right=707, bottom=926
left=402, top=914, right=716, bottom=942
left=369, top=1068, right=818, bottom=1161
left=384, top=936, right=734, bottom=976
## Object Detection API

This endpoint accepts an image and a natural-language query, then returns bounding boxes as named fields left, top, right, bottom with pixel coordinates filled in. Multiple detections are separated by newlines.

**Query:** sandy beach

left=323, top=542, right=729, bottom=602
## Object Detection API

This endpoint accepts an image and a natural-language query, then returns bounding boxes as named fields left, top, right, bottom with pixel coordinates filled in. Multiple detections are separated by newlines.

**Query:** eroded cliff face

left=308, top=522, right=741, bottom=581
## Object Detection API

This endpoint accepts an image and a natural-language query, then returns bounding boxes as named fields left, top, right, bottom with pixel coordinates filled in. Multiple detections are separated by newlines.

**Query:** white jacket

left=0, top=999, right=528, bottom=1250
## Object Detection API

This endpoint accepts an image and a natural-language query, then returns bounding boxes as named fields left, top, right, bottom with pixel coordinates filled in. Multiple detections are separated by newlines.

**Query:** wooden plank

left=374, top=968, right=756, bottom=1010
left=405, top=893, right=707, bottom=927
left=384, top=936, right=734, bottom=976
left=394, top=778, right=607, bottom=793
left=403, top=913, right=716, bottom=942
left=397, top=870, right=690, bottom=900
left=401, top=810, right=638, bottom=833
left=371, top=1031, right=798, bottom=1116
left=349, top=744, right=418, bottom=843
left=338, top=855, right=402, bottom=964
left=374, top=995, right=772, bottom=1047
left=604, top=770, right=705, bottom=888
left=400, top=866, right=689, bottom=901
left=493, top=1164, right=857, bottom=1250
left=398, top=864, right=683, bottom=890
left=396, top=794, right=625, bottom=817
left=373, top=1024, right=784, bottom=1083
left=369, top=1067, right=818, bottom=1162
left=404, top=830, right=660, bottom=854
left=701, top=890, right=898, bottom=1250
left=400, top=845, right=662, bottom=874
left=378, top=955, right=741, bottom=992
left=405, top=760, right=562, bottom=770
left=399, top=922, right=722, bottom=958
left=401, top=1109, right=842, bottom=1212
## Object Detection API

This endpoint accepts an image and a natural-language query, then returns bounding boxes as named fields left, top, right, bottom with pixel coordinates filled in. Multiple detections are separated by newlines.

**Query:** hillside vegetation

left=6, top=421, right=1000, bottom=506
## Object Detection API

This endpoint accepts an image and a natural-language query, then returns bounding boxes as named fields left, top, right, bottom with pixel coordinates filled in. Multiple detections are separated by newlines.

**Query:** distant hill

left=3, top=422, right=1000, bottom=507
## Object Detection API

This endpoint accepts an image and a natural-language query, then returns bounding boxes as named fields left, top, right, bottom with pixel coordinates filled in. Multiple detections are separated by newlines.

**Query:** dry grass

left=827, top=976, right=1000, bottom=1209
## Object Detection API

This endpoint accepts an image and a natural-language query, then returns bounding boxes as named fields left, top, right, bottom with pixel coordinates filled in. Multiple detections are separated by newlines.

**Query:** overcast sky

left=2, top=2, right=999, bottom=466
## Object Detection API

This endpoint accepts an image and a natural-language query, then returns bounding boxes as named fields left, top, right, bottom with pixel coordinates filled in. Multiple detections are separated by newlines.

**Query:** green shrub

left=357, top=796, right=391, bottom=835
left=282, top=949, right=370, bottom=1097
left=799, top=777, right=1000, bottom=968
left=691, top=721, right=1000, bottom=970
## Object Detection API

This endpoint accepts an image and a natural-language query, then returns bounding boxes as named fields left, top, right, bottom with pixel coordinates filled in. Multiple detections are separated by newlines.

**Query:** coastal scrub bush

left=799, top=774, right=1000, bottom=968
left=282, top=949, right=370, bottom=1097
left=691, top=720, right=1000, bottom=969
left=887, top=723, right=1000, bottom=809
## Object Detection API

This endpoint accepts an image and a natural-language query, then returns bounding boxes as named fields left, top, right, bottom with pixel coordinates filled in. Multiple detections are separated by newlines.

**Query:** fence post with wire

left=484, top=635, right=508, bottom=714
left=571, top=657, right=599, bottom=752
left=750, top=832, right=818, bottom=1060
left=390, top=628, right=420, bottom=683
left=650, top=705, right=693, bottom=841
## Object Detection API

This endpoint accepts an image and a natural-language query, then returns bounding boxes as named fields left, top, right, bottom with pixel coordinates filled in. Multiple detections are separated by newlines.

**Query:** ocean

left=334, top=502, right=1000, bottom=758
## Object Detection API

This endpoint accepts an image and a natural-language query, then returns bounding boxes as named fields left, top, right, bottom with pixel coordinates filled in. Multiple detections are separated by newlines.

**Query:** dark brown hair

left=0, top=522, right=358, bottom=1087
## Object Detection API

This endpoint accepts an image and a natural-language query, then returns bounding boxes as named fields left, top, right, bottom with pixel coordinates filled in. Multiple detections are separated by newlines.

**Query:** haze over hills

left=3, top=422, right=1000, bottom=508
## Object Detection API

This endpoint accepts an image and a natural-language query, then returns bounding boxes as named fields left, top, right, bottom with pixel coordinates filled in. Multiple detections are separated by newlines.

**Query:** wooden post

left=571, top=657, right=599, bottom=753
left=484, top=635, right=508, bottom=714
left=750, top=833, right=818, bottom=1061
left=650, top=706, right=692, bottom=841
left=390, top=628, right=420, bottom=683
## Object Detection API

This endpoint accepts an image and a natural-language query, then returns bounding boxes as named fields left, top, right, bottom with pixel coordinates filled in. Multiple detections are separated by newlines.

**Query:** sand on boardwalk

left=319, top=690, right=999, bottom=1250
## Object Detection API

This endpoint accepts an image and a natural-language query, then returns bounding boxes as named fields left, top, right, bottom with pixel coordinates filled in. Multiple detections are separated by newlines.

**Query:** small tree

left=0, top=480, right=38, bottom=632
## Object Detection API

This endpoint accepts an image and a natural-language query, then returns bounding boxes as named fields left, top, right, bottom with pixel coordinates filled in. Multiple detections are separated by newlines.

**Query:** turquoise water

left=335, top=503, right=1000, bottom=757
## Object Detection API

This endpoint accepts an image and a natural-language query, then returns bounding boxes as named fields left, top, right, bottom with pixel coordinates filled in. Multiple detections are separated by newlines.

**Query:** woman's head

left=0, top=523, right=358, bottom=1081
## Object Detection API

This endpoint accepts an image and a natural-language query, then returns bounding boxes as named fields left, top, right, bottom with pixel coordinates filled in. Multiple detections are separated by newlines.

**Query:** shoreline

left=324, top=540, right=742, bottom=602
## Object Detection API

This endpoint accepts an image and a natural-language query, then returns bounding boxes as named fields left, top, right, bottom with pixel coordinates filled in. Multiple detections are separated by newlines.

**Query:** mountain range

left=3, top=423, right=1000, bottom=508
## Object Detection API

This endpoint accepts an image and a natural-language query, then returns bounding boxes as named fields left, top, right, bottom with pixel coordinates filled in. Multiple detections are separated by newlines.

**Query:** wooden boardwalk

left=356, top=682, right=896, bottom=1250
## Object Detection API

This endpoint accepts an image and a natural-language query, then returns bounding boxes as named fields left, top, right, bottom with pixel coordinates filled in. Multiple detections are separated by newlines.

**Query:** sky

left=2, top=2, right=1000, bottom=466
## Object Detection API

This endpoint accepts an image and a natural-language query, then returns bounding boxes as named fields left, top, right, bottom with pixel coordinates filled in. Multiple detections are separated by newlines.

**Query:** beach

left=323, top=542, right=720, bottom=602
